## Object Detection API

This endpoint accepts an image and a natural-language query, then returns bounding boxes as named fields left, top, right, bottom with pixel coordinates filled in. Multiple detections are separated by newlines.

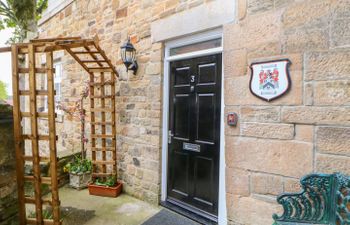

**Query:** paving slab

left=58, top=186, right=160, bottom=225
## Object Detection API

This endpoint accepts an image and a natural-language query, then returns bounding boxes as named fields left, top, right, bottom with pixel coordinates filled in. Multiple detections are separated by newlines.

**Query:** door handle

left=168, top=130, right=173, bottom=144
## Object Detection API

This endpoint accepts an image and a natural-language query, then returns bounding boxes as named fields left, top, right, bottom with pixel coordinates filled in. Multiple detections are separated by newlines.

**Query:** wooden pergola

left=0, top=36, right=119, bottom=225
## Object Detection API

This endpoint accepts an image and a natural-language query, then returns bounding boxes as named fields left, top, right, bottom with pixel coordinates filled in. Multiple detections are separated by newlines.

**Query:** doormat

left=141, top=209, right=201, bottom=225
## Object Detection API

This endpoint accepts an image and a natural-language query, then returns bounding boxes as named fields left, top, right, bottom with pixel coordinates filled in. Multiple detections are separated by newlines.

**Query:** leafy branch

left=0, top=0, right=48, bottom=43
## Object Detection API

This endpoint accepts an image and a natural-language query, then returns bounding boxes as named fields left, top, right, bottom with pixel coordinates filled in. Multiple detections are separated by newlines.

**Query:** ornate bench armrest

left=272, top=174, right=350, bottom=225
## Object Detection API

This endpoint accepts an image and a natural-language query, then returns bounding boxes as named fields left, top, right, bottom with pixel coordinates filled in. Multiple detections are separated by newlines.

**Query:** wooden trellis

left=2, top=36, right=119, bottom=225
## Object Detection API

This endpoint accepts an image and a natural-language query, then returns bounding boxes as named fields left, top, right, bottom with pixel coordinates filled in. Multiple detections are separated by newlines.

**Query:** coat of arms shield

left=249, top=59, right=291, bottom=102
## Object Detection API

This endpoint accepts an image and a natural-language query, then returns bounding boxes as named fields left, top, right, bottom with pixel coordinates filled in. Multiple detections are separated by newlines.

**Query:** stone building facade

left=34, top=0, right=350, bottom=224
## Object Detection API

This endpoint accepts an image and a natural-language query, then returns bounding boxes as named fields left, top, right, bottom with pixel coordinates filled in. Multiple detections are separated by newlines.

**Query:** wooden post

left=46, top=51, right=61, bottom=224
left=89, top=72, right=96, bottom=181
left=100, top=72, right=106, bottom=176
left=111, top=72, right=117, bottom=176
left=28, top=44, right=43, bottom=224
left=11, top=45, right=26, bottom=225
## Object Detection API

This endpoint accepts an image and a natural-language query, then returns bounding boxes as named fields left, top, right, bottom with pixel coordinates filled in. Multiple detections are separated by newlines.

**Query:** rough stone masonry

left=35, top=0, right=350, bottom=224
left=224, top=0, right=350, bottom=224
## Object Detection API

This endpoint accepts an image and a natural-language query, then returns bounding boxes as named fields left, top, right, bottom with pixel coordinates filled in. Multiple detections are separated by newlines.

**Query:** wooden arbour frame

left=1, top=36, right=119, bottom=225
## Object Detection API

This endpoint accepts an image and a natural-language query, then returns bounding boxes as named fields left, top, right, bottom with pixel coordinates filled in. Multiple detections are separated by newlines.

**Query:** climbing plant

left=0, top=0, right=48, bottom=43
left=57, top=82, right=90, bottom=160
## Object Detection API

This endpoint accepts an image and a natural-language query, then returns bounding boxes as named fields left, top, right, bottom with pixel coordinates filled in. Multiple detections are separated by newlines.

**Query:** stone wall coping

left=38, top=0, right=75, bottom=25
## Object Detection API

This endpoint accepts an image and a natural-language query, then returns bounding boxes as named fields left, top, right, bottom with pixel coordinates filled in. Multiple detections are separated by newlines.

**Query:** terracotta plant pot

left=69, top=172, right=91, bottom=190
left=88, top=182, right=123, bottom=197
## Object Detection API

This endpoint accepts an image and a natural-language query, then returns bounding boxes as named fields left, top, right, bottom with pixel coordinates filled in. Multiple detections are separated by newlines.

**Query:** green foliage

left=28, top=209, right=53, bottom=219
left=64, top=155, right=92, bottom=174
left=94, top=176, right=116, bottom=187
left=0, top=81, right=8, bottom=100
left=0, top=0, right=48, bottom=43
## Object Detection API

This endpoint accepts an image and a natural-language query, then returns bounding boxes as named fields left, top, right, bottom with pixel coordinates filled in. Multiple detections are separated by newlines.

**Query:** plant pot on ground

left=88, top=176, right=122, bottom=197
left=64, top=157, right=92, bottom=190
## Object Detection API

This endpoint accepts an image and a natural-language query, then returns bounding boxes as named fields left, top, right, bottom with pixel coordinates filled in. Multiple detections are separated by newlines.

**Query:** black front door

left=167, top=54, right=222, bottom=218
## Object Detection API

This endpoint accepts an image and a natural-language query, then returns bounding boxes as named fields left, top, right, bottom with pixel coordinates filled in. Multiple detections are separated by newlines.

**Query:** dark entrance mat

left=141, top=209, right=201, bottom=225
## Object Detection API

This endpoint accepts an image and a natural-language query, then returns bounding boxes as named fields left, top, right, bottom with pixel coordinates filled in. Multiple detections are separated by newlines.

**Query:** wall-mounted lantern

left=120, top=37, right=138, bottom=75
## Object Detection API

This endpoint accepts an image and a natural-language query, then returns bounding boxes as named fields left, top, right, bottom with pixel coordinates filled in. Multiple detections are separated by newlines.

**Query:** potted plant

left=64, top=156, right=92, bottom=189
left=88, top=176, right=123, bottom=197
left=59, top=83, right=92, bottom=189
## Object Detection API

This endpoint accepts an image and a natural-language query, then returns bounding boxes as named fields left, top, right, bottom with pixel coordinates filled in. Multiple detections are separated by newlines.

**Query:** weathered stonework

left=37, top=0, right=213, bottom=206
left=31, top=0, right=350, bottom=223
left=225, top=0, right=350, bottom=223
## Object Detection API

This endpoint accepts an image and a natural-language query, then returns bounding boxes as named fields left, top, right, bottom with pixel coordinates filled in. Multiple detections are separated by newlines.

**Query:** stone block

left=316, top=153, right=350, bottom=175
left=251, top=173, right=283, bottom=195
left=165, top=0, right=179, bottom=8
left=226, top=167, right=250, bottom=196
left=246, top=42, right=281, bottom=61
left=241, top=122, right=294, bottom=140
left=226, top=137, right=313, bottom=178
left=65, top=5, right=72, bottom=17
left=240, top=106, right=280, bottom=123
left=225, top=70, right=302, bottom=106
left=116, top=7, right=128, bottom=18
left=316, top=126, right=350, bottom=156
left=305, top=50, right=350, bottom=81
left=224, top=49, right=247, bottom=78
left=227, top=194, right=282, bottom=225
left=282, top=0, right=331, bottom=29
left=331, top=0, right=350, bottom=19
left=304, top=82, right=313, bottom=106
left=284, top=178, right=301, bottom=193
left=282, top=106, right=350, bottom=125
left=314, top=80, right=350, bottom=106
left=247, top=0, right=274, bottom=14
left=224, top=11, right=281, bottom=51
left=331, top=18, right=350, bottom=47
left=274, top=0, right=295, bottom=9
left=282, top=28, right=329, bottom=53
left=295, top=125, right=313, bottom=142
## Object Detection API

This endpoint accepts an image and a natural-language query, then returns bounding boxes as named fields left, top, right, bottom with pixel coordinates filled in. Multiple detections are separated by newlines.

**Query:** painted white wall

left=151, top=0, right=235, bottom=43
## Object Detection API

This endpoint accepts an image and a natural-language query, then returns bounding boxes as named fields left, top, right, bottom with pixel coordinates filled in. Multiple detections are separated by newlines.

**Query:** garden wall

left=224, top=0, right=350, bottom=224
left=0, top=102, right=18, bottom=225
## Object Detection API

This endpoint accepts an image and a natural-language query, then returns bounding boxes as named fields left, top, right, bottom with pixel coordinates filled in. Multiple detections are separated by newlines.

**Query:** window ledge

left=38, top=0, right=75, bottom=26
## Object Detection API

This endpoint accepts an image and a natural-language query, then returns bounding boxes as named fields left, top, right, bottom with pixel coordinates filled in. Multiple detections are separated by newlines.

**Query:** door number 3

left=190, top=75, right=195, bottom=83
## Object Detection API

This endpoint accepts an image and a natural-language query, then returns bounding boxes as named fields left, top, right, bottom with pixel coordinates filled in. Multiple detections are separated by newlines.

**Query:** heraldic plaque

left=249, top=59, right=291, bottom=102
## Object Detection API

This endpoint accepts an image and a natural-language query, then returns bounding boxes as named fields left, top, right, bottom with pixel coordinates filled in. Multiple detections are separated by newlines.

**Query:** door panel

left=175, top=66, right=191, bottom=86
left=174, top=94, right=190, bottom=140
left=198, top=63, right=217, bottom=84
left=197, top=93, right=215, bottom=143
left=172, top=151, right=189, bottom=197
left=193, top=156, right=214, bottom=207
left=167, top=54, right=222, bottom=217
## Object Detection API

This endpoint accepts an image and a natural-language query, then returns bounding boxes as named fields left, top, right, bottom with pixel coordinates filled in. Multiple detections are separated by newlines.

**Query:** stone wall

left=0, top=102, right=18, bottom=224
left=224, top=0, right=350, bottom=224
left=37, top=0, right=350, bottom=223
left=38, top=0, right=210, bottom=205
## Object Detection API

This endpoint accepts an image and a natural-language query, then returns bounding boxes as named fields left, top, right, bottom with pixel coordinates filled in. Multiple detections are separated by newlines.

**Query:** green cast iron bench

left=273, top=173, right=350, bottom=225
